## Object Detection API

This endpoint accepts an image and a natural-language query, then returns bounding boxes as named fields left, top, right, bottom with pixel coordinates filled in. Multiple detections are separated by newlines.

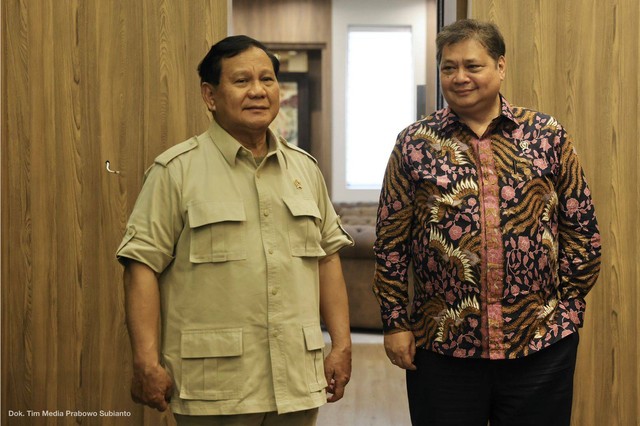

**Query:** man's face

left=439, top=38, right=505, bottom=119
left=207, top=47, right=280, bottom=140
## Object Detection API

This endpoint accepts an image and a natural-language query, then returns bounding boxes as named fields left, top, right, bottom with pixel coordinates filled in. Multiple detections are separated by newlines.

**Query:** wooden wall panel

left=471, top=1, right=639, bottom=425
left=1, top=1, right=227, bottom=425
left=81, top=1, right=148, bottom=424
left=232, top=0, right=331, bottom=44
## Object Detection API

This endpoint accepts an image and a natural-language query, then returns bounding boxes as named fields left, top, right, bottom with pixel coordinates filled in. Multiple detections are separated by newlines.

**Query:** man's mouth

left=454, top=89, right=474, bottom=95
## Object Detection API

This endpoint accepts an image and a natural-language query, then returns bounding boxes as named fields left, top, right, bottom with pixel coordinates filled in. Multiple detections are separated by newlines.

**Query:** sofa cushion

left=333, top=202, right=382, bottom=330
left=334, top=202, right=377, bottom=225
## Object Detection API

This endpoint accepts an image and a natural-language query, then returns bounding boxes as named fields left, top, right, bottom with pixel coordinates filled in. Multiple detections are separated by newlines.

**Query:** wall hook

left=105, top=160, right=121, bottom=174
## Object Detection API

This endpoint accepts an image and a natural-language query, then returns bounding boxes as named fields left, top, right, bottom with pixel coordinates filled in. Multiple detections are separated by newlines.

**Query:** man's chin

left=244, top=121, right=276, bottom=132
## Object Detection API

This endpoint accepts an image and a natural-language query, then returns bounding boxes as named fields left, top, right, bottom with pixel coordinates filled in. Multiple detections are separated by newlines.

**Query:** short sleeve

left=116, top=164, right=184, bottom=273
left=312, top=165, right=354, bottom=256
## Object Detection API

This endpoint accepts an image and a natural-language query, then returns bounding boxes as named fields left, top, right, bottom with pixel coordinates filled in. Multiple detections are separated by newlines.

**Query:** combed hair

left=436, top=19, right=506, bottom=63
left=197, top=35, right=280, bottom=85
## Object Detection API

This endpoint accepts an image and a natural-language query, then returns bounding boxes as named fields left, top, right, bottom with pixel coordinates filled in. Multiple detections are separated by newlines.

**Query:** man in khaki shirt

left=116, top=35, right=353, bottom=426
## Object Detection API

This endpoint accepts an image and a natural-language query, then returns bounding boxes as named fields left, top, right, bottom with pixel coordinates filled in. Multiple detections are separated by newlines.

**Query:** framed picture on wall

left=271, top=72, right=311, bottom=153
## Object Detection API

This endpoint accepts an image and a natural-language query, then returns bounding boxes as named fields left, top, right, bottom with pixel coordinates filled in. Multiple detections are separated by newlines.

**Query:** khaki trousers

left=174, top=408, right=319, bottom=426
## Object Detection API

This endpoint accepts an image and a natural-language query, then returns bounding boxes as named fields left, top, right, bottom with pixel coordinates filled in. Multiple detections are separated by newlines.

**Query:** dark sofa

left=334, top=202, right=382, bottom=330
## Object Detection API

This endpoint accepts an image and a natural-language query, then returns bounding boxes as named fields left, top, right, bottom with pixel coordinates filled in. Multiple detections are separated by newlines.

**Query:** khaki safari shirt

left=116, top=120, right=353, bottom=415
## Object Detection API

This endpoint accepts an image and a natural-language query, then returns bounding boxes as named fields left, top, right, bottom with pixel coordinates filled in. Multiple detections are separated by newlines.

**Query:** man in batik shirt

left=374, top=19, right=601, bottom=426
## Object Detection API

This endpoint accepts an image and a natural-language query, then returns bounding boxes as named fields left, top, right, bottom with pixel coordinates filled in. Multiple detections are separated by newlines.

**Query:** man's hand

left=130, top=363, right=174, bottom=412
left=384, top=330, right=417, bottom=370
left=323, top=346, right=352, bottom=402
left=124, top=261, right=172, bottom=411
left=318, top=253, right=352, bottom=402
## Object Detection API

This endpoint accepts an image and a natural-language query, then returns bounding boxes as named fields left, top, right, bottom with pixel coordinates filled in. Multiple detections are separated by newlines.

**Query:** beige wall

left=1, top=1, right=227, bottom=425
left=472, top=1, right=639, bottom=425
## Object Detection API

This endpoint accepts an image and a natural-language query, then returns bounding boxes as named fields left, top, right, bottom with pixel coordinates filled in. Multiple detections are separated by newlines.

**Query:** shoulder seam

left=154, top=137, right=199, bottom=167
left=280, top=137, right=317, bottom=164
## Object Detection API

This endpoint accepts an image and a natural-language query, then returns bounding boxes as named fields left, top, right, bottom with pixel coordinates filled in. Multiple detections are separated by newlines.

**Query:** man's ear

left=201, top=82, right=216, bottom=112
left=497, top=55, right=506, bottom=81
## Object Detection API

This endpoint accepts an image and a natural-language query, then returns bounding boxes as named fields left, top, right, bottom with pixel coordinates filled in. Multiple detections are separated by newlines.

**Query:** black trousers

left=406, top=333, right=579, bottom=426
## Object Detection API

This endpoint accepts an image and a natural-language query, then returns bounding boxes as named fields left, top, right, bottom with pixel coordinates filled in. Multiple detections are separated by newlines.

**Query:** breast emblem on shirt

left=294, top=179, right=303, bottom=190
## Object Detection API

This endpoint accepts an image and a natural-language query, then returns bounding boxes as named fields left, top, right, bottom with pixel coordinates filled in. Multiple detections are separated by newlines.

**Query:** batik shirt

left=373, top=96, right=601, bottom=359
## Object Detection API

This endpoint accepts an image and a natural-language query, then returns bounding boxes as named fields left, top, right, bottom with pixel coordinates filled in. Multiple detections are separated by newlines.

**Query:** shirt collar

left=440, top=94, right=520, bottom=131
left=498, top=96, right=519, bottom=127
left=207, top=120, right=284, bottom=167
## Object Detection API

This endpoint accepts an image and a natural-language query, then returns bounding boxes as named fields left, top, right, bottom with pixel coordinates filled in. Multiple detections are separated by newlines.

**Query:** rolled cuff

left=320, top=217, right=354, bottom=257
left=115, top=225, right=174, bottom=273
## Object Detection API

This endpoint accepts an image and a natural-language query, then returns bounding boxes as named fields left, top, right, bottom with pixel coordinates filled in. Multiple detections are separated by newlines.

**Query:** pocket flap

left=181, top=328, right=243, bottom=358
left=188, top=201, right=246, bottom=228
left=283, top=197, right=322, bottom=220
left=303, top=325, right=326, bottom=351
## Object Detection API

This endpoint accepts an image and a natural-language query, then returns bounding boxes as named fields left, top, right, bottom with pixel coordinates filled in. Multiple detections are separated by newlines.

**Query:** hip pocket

left=303, top=324, right=327, bottom=392
left=179, top=328, right=244, bottom=400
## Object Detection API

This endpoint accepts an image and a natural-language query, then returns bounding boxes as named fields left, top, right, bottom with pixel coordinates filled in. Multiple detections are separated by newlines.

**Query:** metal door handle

left=105, top=160, right=120, bottom=174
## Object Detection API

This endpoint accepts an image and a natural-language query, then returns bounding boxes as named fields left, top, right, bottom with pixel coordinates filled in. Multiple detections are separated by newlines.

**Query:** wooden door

left=1, top=1, right=227, bottom=425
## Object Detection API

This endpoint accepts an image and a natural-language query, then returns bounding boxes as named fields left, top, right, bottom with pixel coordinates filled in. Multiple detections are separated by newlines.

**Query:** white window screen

left=346, top=26, right=415, bottom=189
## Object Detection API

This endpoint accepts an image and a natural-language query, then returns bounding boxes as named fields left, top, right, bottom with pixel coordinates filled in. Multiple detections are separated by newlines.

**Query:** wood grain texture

left=1, top=0, right=227, bottom=425
left=471, top=1, right=639, bottom=425
left=232, top=0, right=331, bottom=44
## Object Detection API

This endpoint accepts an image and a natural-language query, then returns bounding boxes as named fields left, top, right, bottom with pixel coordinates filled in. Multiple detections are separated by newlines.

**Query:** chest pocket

left=188, top=200, right=247, bottom=263
left=283, top=197, right=325, bottom=257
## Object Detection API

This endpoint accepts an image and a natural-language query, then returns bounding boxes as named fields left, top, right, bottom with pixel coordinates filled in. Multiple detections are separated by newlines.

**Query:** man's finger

left=155, top=399, right=169, bottom=412
left=327, top=381, right=346, bottom=402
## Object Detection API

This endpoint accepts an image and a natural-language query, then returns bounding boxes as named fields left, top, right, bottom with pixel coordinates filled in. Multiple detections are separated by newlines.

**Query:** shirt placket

left=472, top=135, right=506, bottom=359
left=253, top=154, right=289, bottom=406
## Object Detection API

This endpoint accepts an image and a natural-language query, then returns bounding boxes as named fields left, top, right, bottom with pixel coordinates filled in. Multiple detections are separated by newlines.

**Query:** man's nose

left=248, top=80, right=267, bottom=97
left=452, top=68, right=470, bottom=83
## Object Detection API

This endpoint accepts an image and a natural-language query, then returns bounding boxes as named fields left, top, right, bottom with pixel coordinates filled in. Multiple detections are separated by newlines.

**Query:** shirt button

left=256, top=172, right=261, bottom=179
left=268, top=248, right=274, bottom=254
left=272, top=330, right=280, bottom=337
left=263, top=210, right=269, bottom=217
left=271, top=287, right=278, bottom=295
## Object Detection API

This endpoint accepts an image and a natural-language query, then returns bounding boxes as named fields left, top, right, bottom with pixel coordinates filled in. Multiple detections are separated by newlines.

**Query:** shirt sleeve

left=115, top=164, right=184, bottom=273
left=313, top=164, right=354, bottom=256
left=373, top=129, right=415, bottom=333
left=555, top=128, right=602, bottom=314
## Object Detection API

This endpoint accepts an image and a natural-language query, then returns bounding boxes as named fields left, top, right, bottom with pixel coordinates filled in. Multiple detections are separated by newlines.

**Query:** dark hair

left=197, top=35, right=280, bottom=85
left=436, top=19, right=505, bottom=64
